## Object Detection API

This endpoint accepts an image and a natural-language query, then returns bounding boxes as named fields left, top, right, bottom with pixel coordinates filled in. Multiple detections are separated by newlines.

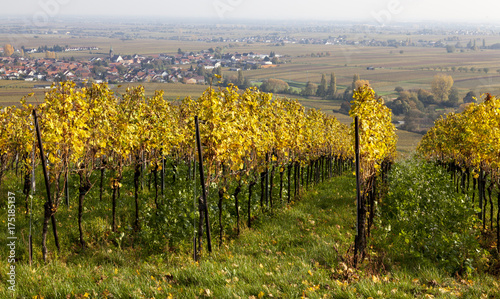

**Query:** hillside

left=1, top=168, right=498, bottom=298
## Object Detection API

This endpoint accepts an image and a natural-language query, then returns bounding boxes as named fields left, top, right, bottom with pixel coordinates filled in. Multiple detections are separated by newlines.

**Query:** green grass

left=1, top=170, right=498, bottom=298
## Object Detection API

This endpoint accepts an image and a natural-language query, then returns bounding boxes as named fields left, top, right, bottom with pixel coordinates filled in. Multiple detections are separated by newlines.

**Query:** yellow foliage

left=349, top=85, right=397, bottom=182
left=418, top=93, right=500, bottom=181
left=3, top=44, right=14, bottom=57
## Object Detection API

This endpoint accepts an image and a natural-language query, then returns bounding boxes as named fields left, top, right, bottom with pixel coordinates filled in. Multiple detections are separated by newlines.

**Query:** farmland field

left=2, top=24, right=500, bottom=97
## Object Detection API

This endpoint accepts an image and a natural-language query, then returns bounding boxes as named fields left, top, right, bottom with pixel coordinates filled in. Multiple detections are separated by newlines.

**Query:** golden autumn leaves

left=418, top=93, right=500, bottom=178
left=349, top=86, right=398, bottom=180
left=0, top=82, right=400, bottom=188
left=183, top=84, right=352, bottom=183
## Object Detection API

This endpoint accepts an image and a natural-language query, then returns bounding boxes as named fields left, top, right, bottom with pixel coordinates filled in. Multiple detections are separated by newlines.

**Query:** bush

left=373, top=158, right=487, bottom=275
left=260, top=78, right=289, bottom=93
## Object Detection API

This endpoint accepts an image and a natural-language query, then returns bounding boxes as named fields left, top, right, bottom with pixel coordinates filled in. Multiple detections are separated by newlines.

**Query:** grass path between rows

left=3, top=175, right=499, bottom=298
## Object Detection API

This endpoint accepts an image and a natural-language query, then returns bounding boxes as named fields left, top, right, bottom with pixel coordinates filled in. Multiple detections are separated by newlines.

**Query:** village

left=0, top=46, right=280, bottom=86
left=1, top=22, right=494, bottom=87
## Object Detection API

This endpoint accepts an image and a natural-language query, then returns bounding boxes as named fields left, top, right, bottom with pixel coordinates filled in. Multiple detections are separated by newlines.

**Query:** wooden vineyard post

left=141, top=151, right=145, bottom=190
left=32, top=139, right=36, bottom=194
left=195, top=116, right=212, bottom=253
left=265, top=153, right=269, bottom=208
left=33, top=109, right=60, bottom=260
left=497, top=191, right=500, bottom=253
left=193, top=154, right=198, bottom=261
left=65, top=164, right=70, bottom=207
left=354, top=116, right=364, bottom=267
left=161, top=149, right=165, bottom=197
left=29, top=130, right=36, bottom=266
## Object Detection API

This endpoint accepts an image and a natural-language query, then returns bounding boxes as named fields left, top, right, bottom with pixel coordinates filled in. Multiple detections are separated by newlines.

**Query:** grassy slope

left=1, top=174, right=498, bottom=298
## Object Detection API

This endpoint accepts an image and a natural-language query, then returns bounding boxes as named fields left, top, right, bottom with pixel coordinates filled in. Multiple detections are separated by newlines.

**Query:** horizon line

left=0, top=14, right=499, bottom=27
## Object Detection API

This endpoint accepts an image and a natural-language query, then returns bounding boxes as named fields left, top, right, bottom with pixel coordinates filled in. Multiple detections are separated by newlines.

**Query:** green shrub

left=373, top=158, right=488, bottom=275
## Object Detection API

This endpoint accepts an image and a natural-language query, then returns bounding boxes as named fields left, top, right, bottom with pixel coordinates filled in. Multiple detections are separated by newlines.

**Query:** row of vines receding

left=418, top=93, right=500, bottom=255
left=0, top=81, right=358, bottom=262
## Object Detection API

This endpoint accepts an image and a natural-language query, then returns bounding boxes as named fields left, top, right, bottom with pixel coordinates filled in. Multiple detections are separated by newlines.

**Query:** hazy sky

left=1, top=0, right=500, bottom=25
